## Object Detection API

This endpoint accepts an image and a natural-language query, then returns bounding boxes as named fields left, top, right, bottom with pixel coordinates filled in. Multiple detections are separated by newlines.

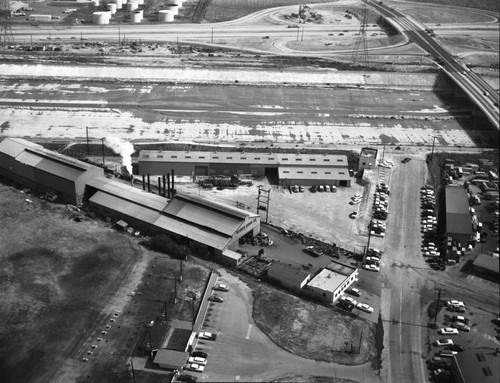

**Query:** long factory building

left=0, top=138, right=260, bottom=264
left=138, top=150, right=352, bottom=187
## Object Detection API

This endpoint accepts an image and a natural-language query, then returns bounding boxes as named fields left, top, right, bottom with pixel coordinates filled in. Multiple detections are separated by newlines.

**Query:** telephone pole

left=433, top=288, right=442, bottom=326
left=257, top=185, right=271, bottom=223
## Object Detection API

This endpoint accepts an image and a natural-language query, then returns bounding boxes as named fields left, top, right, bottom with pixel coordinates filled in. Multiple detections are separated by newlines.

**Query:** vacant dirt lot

left=252, top=284, right=376, bottom=364
left=0, top=182, right=210, bottom=383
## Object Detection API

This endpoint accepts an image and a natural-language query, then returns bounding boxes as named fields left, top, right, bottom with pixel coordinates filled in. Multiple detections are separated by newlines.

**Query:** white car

left=197, top=332, right=216, bottom=340
left=366, top=256, right=380, bottom=264
left=214, top=283, right=229, bottom=292
left=341, top=296, right=357, bottom=305
left=363, top=263, right=380, bottom=272
left=370, top=231, right=385, bottom=238
left=435, top=338, right=454, bottom=347
left=446, top=300, right=464, bottom=308
left=353, top=194, right=362, bottom=199
left=439, top=350, right=458, bottom=357
left=188, top=356, right=207, bottom=365
left=356, top=303, right=374, bottom=313
left=438, top=327, right=459, bottom=335
left=185, top=363, right=205, bottom=372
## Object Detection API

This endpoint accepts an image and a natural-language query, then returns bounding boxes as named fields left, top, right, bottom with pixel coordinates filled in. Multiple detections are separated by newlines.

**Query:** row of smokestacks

left=141, top=170, right=175, bottom=198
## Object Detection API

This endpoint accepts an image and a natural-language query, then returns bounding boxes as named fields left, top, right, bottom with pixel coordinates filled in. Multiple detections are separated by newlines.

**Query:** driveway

left=194, top=270, right=380, bottom=382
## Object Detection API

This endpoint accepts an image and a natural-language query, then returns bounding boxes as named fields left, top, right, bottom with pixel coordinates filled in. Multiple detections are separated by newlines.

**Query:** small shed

left=153, top=349, right=189, bottom=370
left=116, top=220, right=128, bottom=230
left=220, top=249, right=243, bottom=268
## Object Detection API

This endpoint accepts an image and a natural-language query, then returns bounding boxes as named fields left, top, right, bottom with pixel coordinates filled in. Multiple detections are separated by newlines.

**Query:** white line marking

left=245, top=324, right=253, bottom=340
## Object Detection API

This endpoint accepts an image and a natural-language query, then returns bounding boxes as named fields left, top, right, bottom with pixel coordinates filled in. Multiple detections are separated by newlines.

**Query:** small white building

left=304, top=261, right=358, bottom=303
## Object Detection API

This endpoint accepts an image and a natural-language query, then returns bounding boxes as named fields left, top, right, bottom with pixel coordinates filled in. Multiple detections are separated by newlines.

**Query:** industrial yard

left=0, top=0, right=499, bottom=382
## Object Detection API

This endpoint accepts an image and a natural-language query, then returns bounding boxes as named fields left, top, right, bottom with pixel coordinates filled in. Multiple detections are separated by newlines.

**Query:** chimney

left=147, top=173, right=151, bottom=192
left=162, top=175, right=166, bottom=197
left=167, top=173, right=171, bottom=198
left=142, top=175, right=145, bottom=191
left=158, top=177, right=161, bottom=195
left=171, top=169, right=175, bottom=195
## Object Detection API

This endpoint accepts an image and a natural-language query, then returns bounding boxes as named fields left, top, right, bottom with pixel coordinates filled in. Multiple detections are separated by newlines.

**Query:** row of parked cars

left=429, top=300, right=470, bottom=381
left=373, top=183, right=390, bottom=221
left=310, top=185, right=338, bottom=193
left=363, top=247, right=382, bottom=272
left=180, top=283, right=230, bottom=379
left=420, top=185, right=444, bottom=270
left=337, top=288, right=374, bottom=313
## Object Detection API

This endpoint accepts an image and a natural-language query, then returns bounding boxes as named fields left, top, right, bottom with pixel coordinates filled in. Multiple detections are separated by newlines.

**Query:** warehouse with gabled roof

left=0, top=137, right=104, bottom=204
left=137, top=150, right=352, bottom=187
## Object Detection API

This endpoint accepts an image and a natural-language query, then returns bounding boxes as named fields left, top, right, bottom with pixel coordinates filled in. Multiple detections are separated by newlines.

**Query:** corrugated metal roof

left=445, top=186, right=472, bottom=235
left=90, top=191, right=162, bottom=224
left=153, top=215, right=230, bottom=250
left=16, top=151, right=85, bottom=181
left=278, top=166, right=351, bottom=181
left=172, top=193, right=258, bottom=220
left=0, top=137, right=40, bottom=158
left=165, top=197, right=242, bottom=236
left=139, top=150, right=348, bottom=167
left=307, top=268, right=348, bottom=291
left=87, top=177, right=168, bottom=212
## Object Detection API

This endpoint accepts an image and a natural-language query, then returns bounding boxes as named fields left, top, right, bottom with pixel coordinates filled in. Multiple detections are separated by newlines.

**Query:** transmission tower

left=1, top=0, right=15, bottom=46
left=351, top=7, right=368, bottom=67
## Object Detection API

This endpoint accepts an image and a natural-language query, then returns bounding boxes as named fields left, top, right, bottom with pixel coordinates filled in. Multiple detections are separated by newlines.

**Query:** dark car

left=209, top=295, right=224, bottom=303
left=310, top=186, right=317, bottom=193
left=191, top=351, right=208, bottom=359
left=401, top=157, right=411, bottom=163
left=337, top=300, right=354, bottom=312
left=447, top=344, right=465, bottom=352
left=178, top=374, right=198, bottom=383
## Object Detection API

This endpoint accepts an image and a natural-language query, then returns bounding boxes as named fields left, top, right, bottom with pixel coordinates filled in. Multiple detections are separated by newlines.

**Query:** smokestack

left=162, top=175, right=166, bottom=197
left=167, top=173, right=171, bottom=199
left=142, top=175, right=145, bottom=191
left=171, top=169, right=175, bottom=196
left=147, top=174, right=151, bottom=192
left=158, top=177, right=161, bottom=195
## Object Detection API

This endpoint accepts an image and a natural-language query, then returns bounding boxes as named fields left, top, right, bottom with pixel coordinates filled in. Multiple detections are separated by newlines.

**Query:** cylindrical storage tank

left=163, top=3, right=178, bottom=15
left=107, top=3, right=117, bottom=14
left=127, top=1, right=138, bottom=10
left=136, top=9, right=143, bottom=21
left=114, top=0, right=122, bottom=9
left=158, top=10, right=174, bottom=22
left=130, top=10, right=142, bottom=23
left=92, top=11, right=109, bottom=25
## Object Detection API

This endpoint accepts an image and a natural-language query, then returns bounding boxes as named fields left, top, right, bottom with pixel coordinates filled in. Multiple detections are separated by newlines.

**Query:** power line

left=1, top=0, right=15, bottom=46
left=351, top=7, right=368, bottom=67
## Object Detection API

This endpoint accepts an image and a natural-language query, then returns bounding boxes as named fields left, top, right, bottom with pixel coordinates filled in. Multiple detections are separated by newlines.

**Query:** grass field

left=252, top=285, right=376, bottom=364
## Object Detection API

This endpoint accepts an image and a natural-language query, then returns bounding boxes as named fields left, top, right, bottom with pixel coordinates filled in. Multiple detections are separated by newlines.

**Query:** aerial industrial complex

left=0, top=1, right=499, bottom=383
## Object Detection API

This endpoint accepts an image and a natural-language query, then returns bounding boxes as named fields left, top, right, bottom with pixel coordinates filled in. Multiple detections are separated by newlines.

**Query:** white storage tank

left=92, top=11, right=111, bottom=24
left=163, top=3, right=178, bottom=15
left=130, top=10, right=142, bottom=22
left=127, top=1, right=138, bottom=10
left=107, top=3, right=117, bottom=14
left=114, top=0, right=122, bottom=9
left=158, top=10, right=174, bottom=22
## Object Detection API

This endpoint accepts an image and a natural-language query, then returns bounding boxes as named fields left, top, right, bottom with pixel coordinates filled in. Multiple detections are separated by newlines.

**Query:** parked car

left=356, top=303, right=374, bottom=313
left=341, top=296, right=357, bottom=305
left=438, top=327, right=459, bottom=335
left=213, top=284, right=229, bottom=292
left=291, top=185, right=298, bottom=193
left=435, top=338, right=453, bottom=347
left=447, top=344, right=465, bottom=352
left=446, top=300, right=465, bottom=308
left=347, top=288, right=361, bottom=297
left=197, top=332, right=217, bottom=340
left=450, top=322, right=470, bottom=332
left=310, top=186, right=317, bottom=193
left=439, top=350, right=458, bottom=357
left=187, top=356, right=207, bottom=366
left=349, top=211, right=358, bottom=219
left=185, top=363, right=205, bottom=372
left=451, top=315, right=469, bottom=324
left=363, top=263, right=380, bottom=272
left=191, top=351, right=208, bottom=359
left=209, top=295, right=224, bottom=303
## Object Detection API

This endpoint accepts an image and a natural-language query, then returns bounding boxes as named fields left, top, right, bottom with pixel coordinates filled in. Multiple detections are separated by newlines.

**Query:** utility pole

left=430, top=136, right=437, bottom=161
left=86, top=126, right=89, bottom=154
left=358, top=331, right=363, bottom=354
left=301, top=27, right=304, bottom=42
left=101, top=138, right=105, bottom=166
left=191, top=294, right=196, bottom=330
left=256, top=186, right=271, bottom=223
left=434, top=288, right=442, bottom=326
left=130, top=358, right=136, bottom=383
left=179, top=258, right=183, bottom=282
left=163, top=301, right=168, bottom=321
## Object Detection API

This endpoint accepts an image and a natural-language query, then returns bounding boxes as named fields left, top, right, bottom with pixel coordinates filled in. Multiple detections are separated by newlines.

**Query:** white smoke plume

left=104, top=136, right=134, bottom=174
